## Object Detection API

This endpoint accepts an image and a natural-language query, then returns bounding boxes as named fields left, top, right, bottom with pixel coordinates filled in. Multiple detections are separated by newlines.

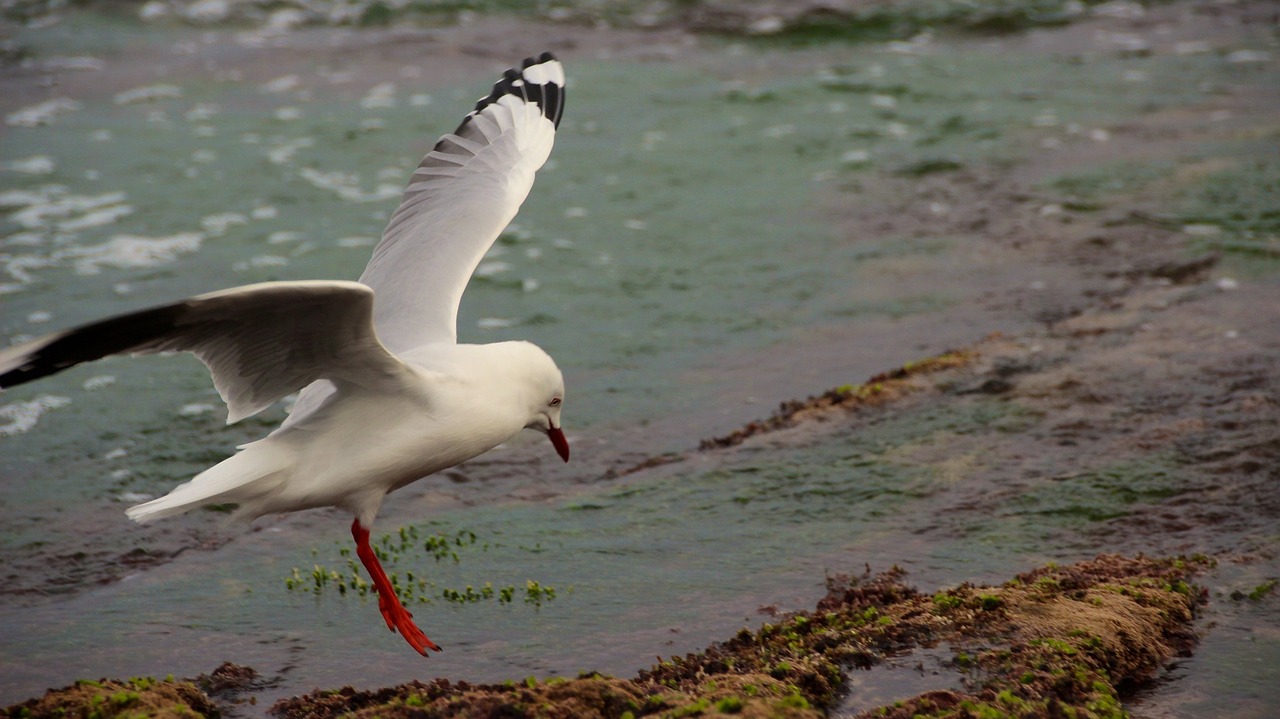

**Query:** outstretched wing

left=358, top=52, right=565, bottom=352
left=0, top=281, right=407, bottom=424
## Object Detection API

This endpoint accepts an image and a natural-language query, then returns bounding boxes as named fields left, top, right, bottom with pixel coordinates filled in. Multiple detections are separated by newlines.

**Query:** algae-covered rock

left=1, top=676, right=219, bottom=719
left=2, top=555, right=1206, bottom=718
left=267, top=554, right=1205, bottom=719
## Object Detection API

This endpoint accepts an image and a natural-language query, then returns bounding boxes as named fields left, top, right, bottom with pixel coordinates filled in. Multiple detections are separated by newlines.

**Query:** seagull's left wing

left=358, top=52, right=565, bottom=352
left=0, top=281, right=407, bottom=424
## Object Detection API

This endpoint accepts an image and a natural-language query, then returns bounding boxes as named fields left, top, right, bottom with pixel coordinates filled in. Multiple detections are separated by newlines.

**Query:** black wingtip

left=463, top=52, right=565, bottom=130
left=525, top=51, right=558, bottom=68
left=0, top=302, right=188, bottom=390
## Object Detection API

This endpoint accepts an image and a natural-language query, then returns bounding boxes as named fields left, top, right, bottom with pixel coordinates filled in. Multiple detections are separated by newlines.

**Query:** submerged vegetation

left=5, top=555, right=1207, bottom=718
left=284, top=526, right=564, bottom=607
left=700, top=347, right=977, bottom=449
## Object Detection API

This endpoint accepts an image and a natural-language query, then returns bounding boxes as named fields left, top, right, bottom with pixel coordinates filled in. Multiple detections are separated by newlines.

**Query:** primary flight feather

left=0, top=52, right=570, bottom=657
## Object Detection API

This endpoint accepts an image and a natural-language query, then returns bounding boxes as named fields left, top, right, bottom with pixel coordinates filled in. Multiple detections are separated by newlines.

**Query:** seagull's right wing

left=358, top=52, right=565, bottom=352
left=0, top=281, right=407, bottom=424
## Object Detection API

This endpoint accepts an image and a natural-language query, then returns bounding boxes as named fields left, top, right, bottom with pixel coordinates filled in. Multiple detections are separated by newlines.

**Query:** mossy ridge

left=269, top=672, right=819, bottom=719
left=700, top=345, right=979, bottom=450
left=262, top=554, right=1206, bottom=719
left=641, top=555, right=1206, bottom=719
left=1, top=556, right=1205, bottom=718
left=0, top=676, right=217, bottom=719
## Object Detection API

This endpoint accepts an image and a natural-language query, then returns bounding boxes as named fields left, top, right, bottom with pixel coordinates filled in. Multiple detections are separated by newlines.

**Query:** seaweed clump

left=700, top=346, right=977, bottom=449
left=1, top=676, right=218, bottom=719
left=1, top=555, right=1207, bottom=718
left=265, top=554, right=1205, bottom=719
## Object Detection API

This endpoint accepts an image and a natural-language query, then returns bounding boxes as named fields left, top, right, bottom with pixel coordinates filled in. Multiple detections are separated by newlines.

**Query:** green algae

left=0, top=552, right=1214, bottom=718
left=257, top=554, right=1206, bottom=719
left=284, top=527, right=564, bottom=607
left=1177, top=154, right=1280, bottom=264
left=700, top=347, right=978, bottom=449
left=1006, top=459, right=1195, bottom=527
left=0, top=677, right=217, bottom=719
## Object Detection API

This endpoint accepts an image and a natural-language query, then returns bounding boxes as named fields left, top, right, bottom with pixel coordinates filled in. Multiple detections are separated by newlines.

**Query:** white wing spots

left=521, top=58, right=565, bottom=86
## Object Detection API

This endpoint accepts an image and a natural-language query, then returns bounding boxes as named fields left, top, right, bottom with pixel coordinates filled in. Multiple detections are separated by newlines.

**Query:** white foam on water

left=41, top=56, right=105, bottom=72
left=10, top=190, right=128, bottom=230
left=6, top=98, right=82, bottom=127
left=57, top=203, right=135, bottom=232
left=266, top=137, right=314, bottom=165
left=2, top=156, right=56, bottom=174
left=60, top=232, right=203, bottom=275
left=477, top=318, right=516, bottom=330
left=113, top=84, right=183, bottom=105
left=262, top=75, right=301, bottom=94
left=83, top=375, right=116, bottom=391
left=267, top=231, right=303, bottom=244
left=178, top=403, right=217, bottom=417
left=0, top=395, right=71, bottom=436
left=475, top=261, right=512, bottom=277
left=200, top=212, right=248, bottom=236
left=184, top=103, right=219, bottom=122
left=360, top=83, right=397, bottom=110
left=297, top=167, right=400, bottom=203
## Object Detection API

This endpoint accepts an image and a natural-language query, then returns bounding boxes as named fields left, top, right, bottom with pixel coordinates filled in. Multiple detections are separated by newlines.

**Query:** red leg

left=352, top=519, right=442, bottom=656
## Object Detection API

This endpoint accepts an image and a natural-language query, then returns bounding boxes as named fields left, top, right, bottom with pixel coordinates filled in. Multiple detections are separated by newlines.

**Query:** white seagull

left=0, top=52, right=570, bottom=656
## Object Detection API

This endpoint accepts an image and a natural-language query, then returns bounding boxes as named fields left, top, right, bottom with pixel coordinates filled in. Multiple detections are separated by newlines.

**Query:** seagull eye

left=549, top=397, right=561, bottom=407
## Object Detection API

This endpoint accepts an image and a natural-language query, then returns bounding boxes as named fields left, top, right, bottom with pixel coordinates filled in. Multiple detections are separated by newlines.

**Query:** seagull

left=0, top=52, right=570, bottom=656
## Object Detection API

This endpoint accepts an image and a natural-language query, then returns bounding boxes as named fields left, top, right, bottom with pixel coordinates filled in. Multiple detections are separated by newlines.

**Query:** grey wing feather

left=0, top=281, right=404, bottom=424
left=358, top=53, right=565, bottom=351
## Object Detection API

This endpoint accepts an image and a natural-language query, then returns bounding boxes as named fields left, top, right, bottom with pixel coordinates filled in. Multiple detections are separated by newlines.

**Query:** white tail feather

left=126, top=441, right=291, bottom=523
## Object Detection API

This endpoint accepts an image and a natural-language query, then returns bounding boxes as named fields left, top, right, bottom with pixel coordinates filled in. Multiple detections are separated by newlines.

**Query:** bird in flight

left=0, top=52, right=570, bottom=656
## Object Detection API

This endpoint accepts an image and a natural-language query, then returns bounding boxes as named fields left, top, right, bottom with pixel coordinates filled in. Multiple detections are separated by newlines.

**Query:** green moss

left=1248, top=579, right=1277, bottom=600
left=715, top=696, right=745, bottom=713
left=933, top=592, right=964, bottom=611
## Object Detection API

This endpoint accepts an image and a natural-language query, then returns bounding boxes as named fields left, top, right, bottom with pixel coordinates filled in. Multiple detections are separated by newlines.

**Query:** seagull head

left=532, top=394, right=570, bottom=463
left=510, top=341, right=569, bottom=463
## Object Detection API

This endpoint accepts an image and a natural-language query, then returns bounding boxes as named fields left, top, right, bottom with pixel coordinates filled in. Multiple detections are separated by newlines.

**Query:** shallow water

left=1, top=8, right=1277, bottom=715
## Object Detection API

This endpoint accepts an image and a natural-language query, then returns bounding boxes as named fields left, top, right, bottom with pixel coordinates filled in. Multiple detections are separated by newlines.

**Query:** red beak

left=548, top=426, right=570, bottom=462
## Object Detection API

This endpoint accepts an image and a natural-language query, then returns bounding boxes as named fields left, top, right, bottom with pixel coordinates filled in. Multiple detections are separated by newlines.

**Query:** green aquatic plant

left=283, top=526, right=564, bottom=607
